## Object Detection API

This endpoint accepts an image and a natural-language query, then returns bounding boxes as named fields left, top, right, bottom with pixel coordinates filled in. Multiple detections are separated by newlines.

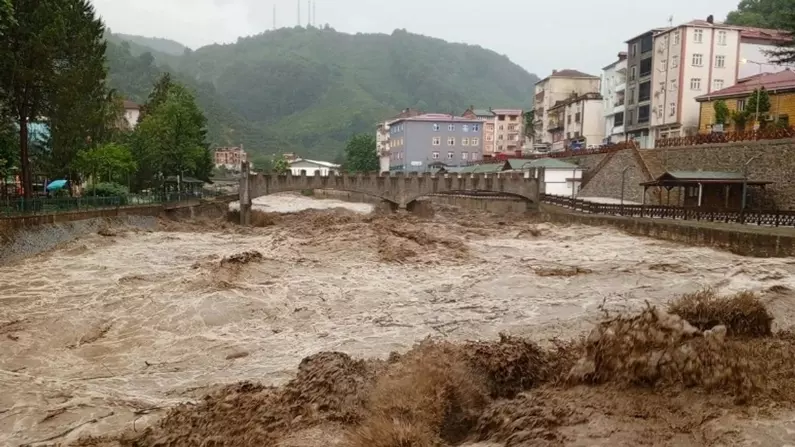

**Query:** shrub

left=82, top=182, right=129, bottom=205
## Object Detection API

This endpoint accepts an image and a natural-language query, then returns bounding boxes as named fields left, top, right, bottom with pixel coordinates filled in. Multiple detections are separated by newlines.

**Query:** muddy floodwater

left=3, top=195, right=795, bottom=445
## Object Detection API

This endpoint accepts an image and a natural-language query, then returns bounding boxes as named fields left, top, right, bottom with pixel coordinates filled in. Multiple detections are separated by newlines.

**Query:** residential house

left=625, top=27, right=670, bottom=147
left=288, top=158, right=340, bottom=176
left=503, top=158, right=584, bottom=196
left=462, top=107, right=496, bottom=153
left=123, top=100, right=140, bottom=129
left=546, top=92, right=605, bottom=151
left=376, top=108, right=423, bottom=173
left=696, top=69, right=795, bottom=132
left=534, top=69, right=601, bottom=150
left=387, top=113, right=485, bottom=172
left=602, top=52, right=628, bottom=143
left=214, top=146, right=248, bottom=171
left=650, top=19, right=742, bottom=140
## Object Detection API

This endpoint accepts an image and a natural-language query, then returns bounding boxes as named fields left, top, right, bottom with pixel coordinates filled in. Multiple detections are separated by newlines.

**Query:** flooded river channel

left=3, top=195, right=795, bottom=445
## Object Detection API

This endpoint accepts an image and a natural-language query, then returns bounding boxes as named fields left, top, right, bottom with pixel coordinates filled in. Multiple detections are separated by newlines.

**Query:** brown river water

left=3, top=195, right=795, bottom=445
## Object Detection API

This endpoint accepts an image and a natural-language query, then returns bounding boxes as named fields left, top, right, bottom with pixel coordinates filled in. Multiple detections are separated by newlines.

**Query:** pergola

left=640, top=170, right=772, bottom=210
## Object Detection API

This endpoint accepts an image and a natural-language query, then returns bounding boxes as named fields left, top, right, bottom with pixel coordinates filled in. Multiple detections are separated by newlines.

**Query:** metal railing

left=0, top=189, right=231, bottom=217
left=542, top=194, right=795, bottom=227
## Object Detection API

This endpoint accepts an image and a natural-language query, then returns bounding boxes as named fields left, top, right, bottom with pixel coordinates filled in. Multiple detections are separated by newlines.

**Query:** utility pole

left=297, top=0, right=300, bottom=27
left=307, top=0, right=311, bottom=26
left=273, top=4, right=276, bottom=30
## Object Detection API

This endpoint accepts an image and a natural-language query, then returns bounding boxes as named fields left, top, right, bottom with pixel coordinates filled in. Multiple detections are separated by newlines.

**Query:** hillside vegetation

left=105, top=26, right=539, bottom=160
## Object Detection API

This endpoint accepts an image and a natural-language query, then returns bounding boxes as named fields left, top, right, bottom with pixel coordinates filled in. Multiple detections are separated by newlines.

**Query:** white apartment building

left=546, top=92, right=605, bottom=151
left=650, top=19, right=742, bottom=139
left=534, top=69, right=601, bottom=149
left=602, top=52, right=628, bottom=143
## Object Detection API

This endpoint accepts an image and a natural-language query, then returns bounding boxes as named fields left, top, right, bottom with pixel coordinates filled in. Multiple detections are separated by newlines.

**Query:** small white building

left=602, top=52, right=628, bottom=144
left=288, top=158, right=340, bottom=176
left=123, top=100, right=140, bottom=129
left=517, top=158, right=584, bottom=197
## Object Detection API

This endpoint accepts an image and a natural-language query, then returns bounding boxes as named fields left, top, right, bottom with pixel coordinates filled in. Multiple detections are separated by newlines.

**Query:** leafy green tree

left=713, top=100, right=730, bottom=125
left=75, top=142, right=136, bottom=185
left=731, top=109, right=751, bottom=131
left=272, top=155, right=289, bottom=174
left=343, top=134, right=378, bottom=173
left=745, top=88, right=772, bottom=119
left=523, top=110, right=536, bottom=141
left=0, top=0, right=106, bottom=199
left=131, top=81, right=212, bottom=189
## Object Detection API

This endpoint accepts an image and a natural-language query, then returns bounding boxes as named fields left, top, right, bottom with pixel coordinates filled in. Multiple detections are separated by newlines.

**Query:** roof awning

left=640, top=170, right=772, bottom=187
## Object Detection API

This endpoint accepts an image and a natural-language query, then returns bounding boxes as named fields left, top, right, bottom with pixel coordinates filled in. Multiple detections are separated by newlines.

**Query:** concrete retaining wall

left=0, top=205, right=163, bottom=235
left=314, top=189, right=529, bottom=214
left=542, top=205, right=795, bottom=257
left=571, top=139, right=795, bottom=209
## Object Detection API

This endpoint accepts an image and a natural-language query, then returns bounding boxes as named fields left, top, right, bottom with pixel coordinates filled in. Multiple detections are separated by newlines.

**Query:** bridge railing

left=0, top=192, right=223, bottom=218
left=541, top=193, right=795, bottom=227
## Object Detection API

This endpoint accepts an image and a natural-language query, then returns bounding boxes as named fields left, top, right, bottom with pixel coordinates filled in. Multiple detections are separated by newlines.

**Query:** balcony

left=615, top=82, right=626, bottom=92
left=535, top=91, right=545, bottom=103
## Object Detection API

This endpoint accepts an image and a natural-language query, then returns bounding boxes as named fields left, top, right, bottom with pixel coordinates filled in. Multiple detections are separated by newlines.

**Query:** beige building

left=546, top=93, right=605, bottom=151
left=214, top=146, right=248, bottom=171
left=461, top=108, right=496, bottom=154
left=534, top=70, right=601, bottom=149
left=650, top=19, right=742, bottom=139
left=491, top=109, right=524, bottom=154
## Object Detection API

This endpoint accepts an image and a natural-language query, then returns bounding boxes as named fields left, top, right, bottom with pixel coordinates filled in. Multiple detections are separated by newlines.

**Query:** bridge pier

left=239, top=161, right=252, bottom=225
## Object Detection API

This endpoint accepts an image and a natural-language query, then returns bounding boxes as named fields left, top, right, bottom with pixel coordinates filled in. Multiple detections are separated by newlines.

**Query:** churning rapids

left=4, top=194, right=795, bottom=446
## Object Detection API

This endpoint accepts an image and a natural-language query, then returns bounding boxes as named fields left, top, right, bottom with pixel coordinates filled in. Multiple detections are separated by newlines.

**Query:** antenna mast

left=307, top=0, right=311, bottom=26
left=273, top=4, right=276, bottom=29
left=297, top=0, right=301, bottom=27
left=313, top=0, right=317, bottom=26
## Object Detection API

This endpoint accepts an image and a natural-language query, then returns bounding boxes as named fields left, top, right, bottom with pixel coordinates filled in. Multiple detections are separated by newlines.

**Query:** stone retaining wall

left=0, top=205, right=163, bottom=235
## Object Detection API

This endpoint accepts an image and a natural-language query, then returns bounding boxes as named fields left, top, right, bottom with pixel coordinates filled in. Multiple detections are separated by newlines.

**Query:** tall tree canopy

left=343, top=134, right=378, bottom=173
left=0, top=0, right=107, bottom=198
left=131, top=77, right=213, bottom=189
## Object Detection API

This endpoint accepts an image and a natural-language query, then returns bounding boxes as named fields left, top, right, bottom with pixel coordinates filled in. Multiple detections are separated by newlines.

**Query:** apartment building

left=650, top=19, right=742, bottom=139
left=602, top=52, right=628, bottom=143
left=214, top=146, right=248, bottom=171
left=625, top=28, right=670, bottom=148
left=491, top=109, right=525, bottom=154
left=546, top=93, right=605, bottom=151
left=387, top=114, right=485, bottom=172
left=376, top=108, right=423, bottom=173
left=461, top=107, right=496, bottom=153
left=534, top=69, right=601, bottom=149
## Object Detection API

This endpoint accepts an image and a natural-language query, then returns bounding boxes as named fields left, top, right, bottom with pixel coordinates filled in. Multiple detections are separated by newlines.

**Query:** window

left=640, top=58, right=652, bottom=77
left=432, top=137, right=441, bottom=146
left=674, top=31, right=680, bottom=45
left=448, top=124, right=455, bottom=131
left=575, top=112, right=581, bottom=123
left=614, top=111, right=624, bottom=127
left=498, top=124, right=504, bottom=130
left=713, top=79, right=724, bottom=90
left=717, top=30, right=727, bottom=45
left=737, top=99, right=746, bottom=111
left=566, top=132, right=571, bottom=139
left=690, top=78, right=701, bottom=90
left=498, top=115, right=506, bottom=121
left=462, top=152, right=468, bottom=160
left=694, top=29, right=703, bottom=43
left=462, top=137, right=470, bottom=146
left=508, top=124, right=517, bottom=131
left=639, top=81, right=651, bottom=102
left=670, top=79, right=677, bottom=91
left=432, top=151, right=440, bottom=160
left=462, top=124, right=469, bottom=132
left=472, top=124, right=480, bottom=131
left=486, top=134, right=493, bottom=141
left=498, top=134, right=504, bottom=140
left=686, top=186, right=698, bottom=198
left=567, top=115, right=572, bottom=124
left=471, top=152, right=479, bottom=161
left=447, top=137, right=456, bottom=146
left=670, top=102, right=676, bottom=117
left=631, top=43, right=638, bottom=56
left=672, top=55, right=679, bottom=68
left=638, top=105, right=650, bottom=123
left=661, top=58, right=668, bottom=71
left=447, top=151, right=454, bottom=160
left=471, top=137, right=480, bottom=145
left=432, top=123, right=440, bottom=131
left=630, top=65, right=637, bottom=81
left=628, top=87, right=635, bottom=105
left=510, top=115, right=517, bottom=121
left=692, top=53, right=703, bottom=66
left=628, top=112, right=634, bottom=125
left=715, top=55, right=725, bottom=68
left=574, top=131, right=580, bottom=138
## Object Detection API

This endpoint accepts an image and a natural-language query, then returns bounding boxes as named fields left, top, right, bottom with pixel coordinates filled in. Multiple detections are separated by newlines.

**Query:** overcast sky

left=92, top=0, right=742, bottom=77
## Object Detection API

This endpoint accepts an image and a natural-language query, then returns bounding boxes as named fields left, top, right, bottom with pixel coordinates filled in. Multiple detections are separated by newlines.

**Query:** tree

left=272, top=155, right=289, bottom=174
left=713, top=100, right=730, bottom=125
left=343, top=134, right=378, bottom=173
left=0, top=0, right=106, bottom=199
left=131, top=81, right=212, bottom=189
left=523, top=110, right=536, bottom=141
left=745, top=87, right=772, bottom=120
left=75, top=142, right=136, bottom=185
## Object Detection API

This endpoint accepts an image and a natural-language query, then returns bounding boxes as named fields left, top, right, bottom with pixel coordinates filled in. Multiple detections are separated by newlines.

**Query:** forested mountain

left=105, top=26, right=539, bottom=160
left=114, top=33, right=189, bottom=55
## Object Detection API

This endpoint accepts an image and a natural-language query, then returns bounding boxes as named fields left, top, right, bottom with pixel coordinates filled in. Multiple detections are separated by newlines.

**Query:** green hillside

left=105, top=26, right=539, bottom=160
left=114, top=33, right=189, bottom=56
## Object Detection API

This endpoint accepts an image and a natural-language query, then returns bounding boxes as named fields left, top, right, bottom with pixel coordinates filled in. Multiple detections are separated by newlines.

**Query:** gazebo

left=640, top=170, right=772, bottom=210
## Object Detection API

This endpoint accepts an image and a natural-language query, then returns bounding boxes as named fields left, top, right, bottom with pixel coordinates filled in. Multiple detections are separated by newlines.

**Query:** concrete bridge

left=237, top=162, right=544, bottom=224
